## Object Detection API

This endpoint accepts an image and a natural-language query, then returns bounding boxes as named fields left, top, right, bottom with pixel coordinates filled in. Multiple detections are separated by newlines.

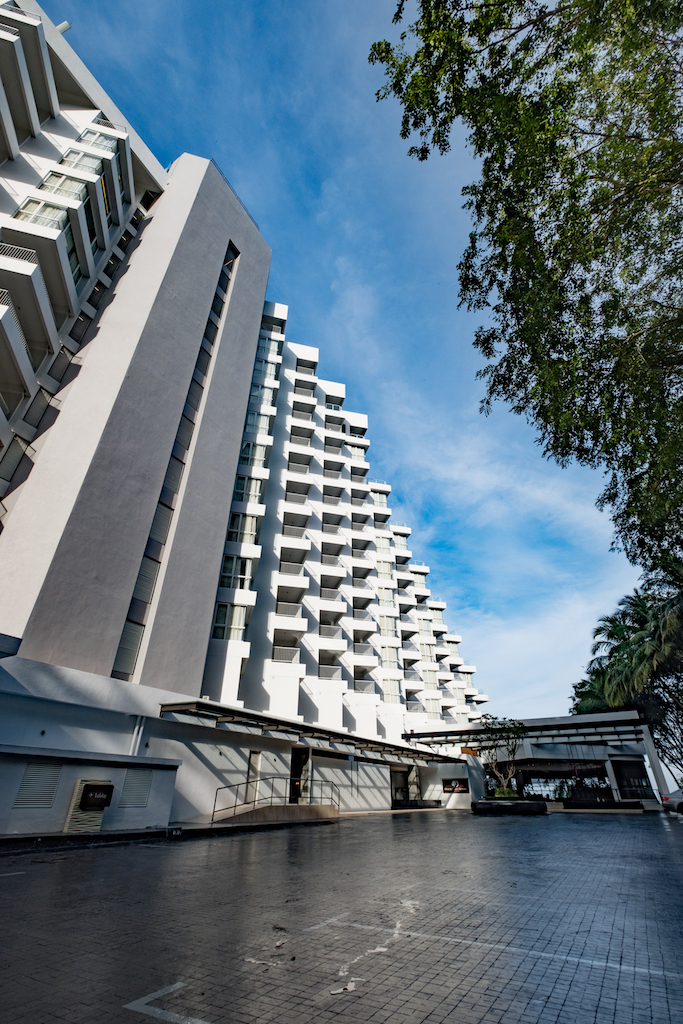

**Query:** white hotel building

left=203, top=312, right=488, bottom=744
left=0, top=1, right=485, bottom=836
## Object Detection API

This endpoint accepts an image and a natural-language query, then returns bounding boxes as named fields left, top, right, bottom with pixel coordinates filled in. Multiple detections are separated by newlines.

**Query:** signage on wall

left=442, top=779, right=469, bottom=793
left=79, top=784, right=114, bottom=811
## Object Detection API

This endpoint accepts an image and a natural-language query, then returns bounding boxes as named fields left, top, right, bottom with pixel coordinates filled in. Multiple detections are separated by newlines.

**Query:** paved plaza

left=1, top=811, right=682, bottom=1024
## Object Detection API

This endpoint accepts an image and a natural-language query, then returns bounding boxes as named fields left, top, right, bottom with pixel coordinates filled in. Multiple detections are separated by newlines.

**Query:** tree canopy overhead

left=370, top=1, right=683, bottom=566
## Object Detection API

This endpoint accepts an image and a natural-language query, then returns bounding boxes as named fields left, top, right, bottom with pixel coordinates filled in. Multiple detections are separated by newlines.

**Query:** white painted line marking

left=324, top=919, right=683, bottom=981
left=304, top=912, right=350, bottom=931
left=0, top=872, right=25, bottom=877
left=124, top=982, right=212, bottom=1023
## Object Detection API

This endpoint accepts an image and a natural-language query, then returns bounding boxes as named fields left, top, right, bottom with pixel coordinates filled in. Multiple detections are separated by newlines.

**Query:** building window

left=422, top=670, right=438, bottom=687
left=248, top=383, right=276, bottom=408
left=372, top=492, right=387, bottom=508
left=376, top=560, right=393, bottom=580
left=375, top=537, right=391, bottom=554
left=239, top=441, right=268, bottom=468
left=381, top=678, right=401, bottom=704
left=40, top=172, right=87, bottom=201
left=420, top=644, right=436, bottom=662
left=424, top=698, right=441, bottom=720
left=61, top=149, right=103, bottom=173
left=253, top=357, right=279, bottom=381
left=219, top=555, right=253, bottom=590
left=227, top=513, right=259, bottom=544
left=212, top=603, right=247, bottom=640
left=381, top=647, right=399, bottom=668
left=394, top=536, right=407, bottom=550
left=377, top=588, right=394, bottom=608
left=257, top=336, right=283, bottom=358
left=233, top=476, right=263, bottom=504
left=13, top=200, right=81, bottom=284
left=379, top=616, right=396, bottom=637
left=418, top=619, right=432, bottom=637
left=244, top=411, right=274, bottom=435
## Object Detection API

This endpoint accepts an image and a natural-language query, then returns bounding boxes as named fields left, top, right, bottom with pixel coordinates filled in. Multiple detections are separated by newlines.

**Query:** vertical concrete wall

left=139, top=169, right=271, bottom=695
left=9, top=156, right=270, bottom=684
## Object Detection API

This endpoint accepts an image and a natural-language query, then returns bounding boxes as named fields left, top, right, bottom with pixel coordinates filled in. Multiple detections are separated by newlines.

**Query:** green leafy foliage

left=571, top=557, right=683, bottom=777
left=370, top=1, right=683, bottom=565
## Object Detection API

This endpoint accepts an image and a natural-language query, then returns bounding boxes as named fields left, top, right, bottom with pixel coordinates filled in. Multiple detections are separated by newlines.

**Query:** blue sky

left=41, top=0, right=640, bottom=716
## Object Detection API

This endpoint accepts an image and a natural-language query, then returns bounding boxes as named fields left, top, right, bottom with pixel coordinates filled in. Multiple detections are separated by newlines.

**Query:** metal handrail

left=212, top=775, right=340, bottom=822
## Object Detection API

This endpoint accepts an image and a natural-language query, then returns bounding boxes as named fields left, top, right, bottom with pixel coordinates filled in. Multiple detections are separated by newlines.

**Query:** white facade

left=0, top=3, right=476, bottom=835
left=203, top=319, right=489, bottom=744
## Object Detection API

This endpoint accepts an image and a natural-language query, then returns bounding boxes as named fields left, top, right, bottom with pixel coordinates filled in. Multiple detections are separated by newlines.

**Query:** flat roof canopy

left=159, top=700, right=460, bottom=765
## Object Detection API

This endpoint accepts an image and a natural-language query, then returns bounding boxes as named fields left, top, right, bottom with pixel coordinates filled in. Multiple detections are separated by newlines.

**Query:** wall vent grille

left=13, top=761, right=62, bottom=807
left=119, top=768, right=152, bottom=807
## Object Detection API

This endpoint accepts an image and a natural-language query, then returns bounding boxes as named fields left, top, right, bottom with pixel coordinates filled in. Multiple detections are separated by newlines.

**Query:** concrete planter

left=472, top=800, right=547, bottom=815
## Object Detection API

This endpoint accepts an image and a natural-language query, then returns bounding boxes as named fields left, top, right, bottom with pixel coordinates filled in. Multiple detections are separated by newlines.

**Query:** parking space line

left=325, top=919, right=683, bottom=981
left=0, top=872, right=25, bottom=877
left=124, top=982, right=212, bottom=1023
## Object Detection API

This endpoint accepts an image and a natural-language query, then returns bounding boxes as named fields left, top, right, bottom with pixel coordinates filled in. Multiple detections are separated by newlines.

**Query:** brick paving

left=0, top=811, right=682, bottom=1023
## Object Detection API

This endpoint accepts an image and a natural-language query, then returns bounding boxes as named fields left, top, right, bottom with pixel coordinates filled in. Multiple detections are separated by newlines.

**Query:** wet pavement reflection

left=1, top=810, right=682, bottom=1023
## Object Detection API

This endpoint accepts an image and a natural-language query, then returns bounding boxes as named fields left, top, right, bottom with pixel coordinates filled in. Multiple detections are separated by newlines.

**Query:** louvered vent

left=119, top=768, right=152, bottom=807
left=63, top=779, right=111, bottom=834
left=13, top=761, right=62, bottom=807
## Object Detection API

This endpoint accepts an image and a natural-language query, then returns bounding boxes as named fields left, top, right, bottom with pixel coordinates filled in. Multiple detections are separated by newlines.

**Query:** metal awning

left=159, top=700, right=457, bottom=764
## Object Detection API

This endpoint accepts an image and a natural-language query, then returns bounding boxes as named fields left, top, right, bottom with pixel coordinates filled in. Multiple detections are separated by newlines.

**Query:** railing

left=282, top=525, right=306, bottom=538
left=212, top=775, right=340, bottom=822
left=276, top=601, right=303, bottom=617
left=1, top=2, right=40, bottom=22
left=320, top=625, right=343, bottom=639
left=318, top=665, right=342, bottom=679
left=292, top=410, right=313, bottom=421
left=353, top=610, right=373, bottom=621
left=295, top=365, right=315, bottom=375
left=351, top=497, right=366, bottom=507
left=284, top=492, right=308, bottom=504
left=324, top=444, right=344, bottom=454
left=406, top=702, right=426, bottom=713
left=279, top=562, right=305, bottom=576
left=323, top=495, right=340, bottom=505
left=353, top=643, right=374, bottom=655
left=320, top=587, right=343, bottom=601
left=352, top=578, right=371, bottom=589
left=93, top=116, right=127, bottom=131
left=322, top=524, right=341, bottom=534
left=321, top=554, right=340, bottom=566
left=294, top=386, right=315, bottom=398
left=272, top=646, right=300, bottom=662
left=0, top=242, right=38, bottom=264
left=290, top=435, right=310, bottom=446
left=325, top=423, right=345, bottom=433
left=324, top=469, right=342, bottom=478
left=287, top=463, right=309, bottom=474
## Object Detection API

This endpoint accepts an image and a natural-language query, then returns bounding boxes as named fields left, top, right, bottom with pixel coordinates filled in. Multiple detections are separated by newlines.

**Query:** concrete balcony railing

left=352, top=609, right=373, bottom=622
left=291, top=410, right=313, bottom=421
left=282, top=525, right=306, bottom=539
left=279, top=562, right=305, bottom=576
left=294, top=386, right=316, bottom=398
left=321, top=554, right=341, bottom=566
left=275, top=601, right=304, bottom=616
left=352, top=578, right=372, bottom=589
left=318, top=665, right=342, bottom=679
left=320, top=588, right=344, bottom=602
left=284, top=491, right=309, bottom=504
left=319, top=625, right=343, bottom=639
left=325, top=422, right=345, bottom=433
left=287, top=463, right=309, bottom=475
left=273, top=647, right=300, bottom=663
left=321, top=524, right=341, bottom=534
left=353, top=642, right=374, bottom=655
left=324, top=469, right=342, bottom=479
